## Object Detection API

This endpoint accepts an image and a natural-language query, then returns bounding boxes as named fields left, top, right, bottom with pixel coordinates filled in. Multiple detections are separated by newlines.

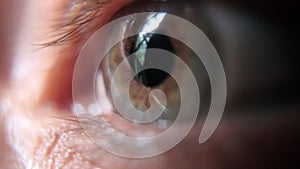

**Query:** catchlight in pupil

left=129, top=33, right=174, bottom=87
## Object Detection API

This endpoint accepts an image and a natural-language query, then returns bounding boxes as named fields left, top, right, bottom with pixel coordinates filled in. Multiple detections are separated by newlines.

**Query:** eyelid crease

left=40, top=0, right=109, bottom=47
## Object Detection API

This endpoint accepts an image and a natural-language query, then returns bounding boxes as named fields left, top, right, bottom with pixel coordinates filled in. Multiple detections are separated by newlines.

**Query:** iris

left=129, top=33, right=174, bottom=87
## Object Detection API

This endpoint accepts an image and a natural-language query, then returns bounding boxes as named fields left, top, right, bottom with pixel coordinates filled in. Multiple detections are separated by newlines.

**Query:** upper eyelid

left=41, top=0, right=173, bottom=48
left=41, top=0, right=109, bottom=47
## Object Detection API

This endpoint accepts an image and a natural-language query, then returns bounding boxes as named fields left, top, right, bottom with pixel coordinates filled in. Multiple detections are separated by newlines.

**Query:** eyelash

left=40, top=0, right=108, bottom=47
left=40, top=0, right=170, bottom=48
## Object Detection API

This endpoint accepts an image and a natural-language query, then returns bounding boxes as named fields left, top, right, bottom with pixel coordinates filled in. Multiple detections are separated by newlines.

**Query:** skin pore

left=0, top=0, right=299, bottom=169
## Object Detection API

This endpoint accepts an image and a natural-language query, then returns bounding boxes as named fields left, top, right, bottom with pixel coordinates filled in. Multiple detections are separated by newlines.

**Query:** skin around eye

left=0, top=0, right=134, bottom=168
left=0, top=0, right=299, bottom=169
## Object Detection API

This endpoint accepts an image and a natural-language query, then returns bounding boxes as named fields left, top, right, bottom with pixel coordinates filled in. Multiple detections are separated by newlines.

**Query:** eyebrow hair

left=41, top=0, right=110, bottom=47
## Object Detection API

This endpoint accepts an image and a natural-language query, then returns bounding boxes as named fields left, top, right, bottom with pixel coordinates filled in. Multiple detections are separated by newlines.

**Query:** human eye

left=1, top=0, right=299, bottom=169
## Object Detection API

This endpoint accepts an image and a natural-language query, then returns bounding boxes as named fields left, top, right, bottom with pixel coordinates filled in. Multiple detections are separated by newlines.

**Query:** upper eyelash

left=40, top=0, right=109, bottom=47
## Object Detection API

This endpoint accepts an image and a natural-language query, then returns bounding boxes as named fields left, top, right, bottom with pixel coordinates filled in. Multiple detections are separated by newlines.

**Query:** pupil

left=129, top=33, right=174, bottom=87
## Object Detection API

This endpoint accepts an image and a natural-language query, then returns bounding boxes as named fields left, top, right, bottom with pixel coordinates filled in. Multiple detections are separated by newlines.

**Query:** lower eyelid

left=30, top=115, right=101, bottom=168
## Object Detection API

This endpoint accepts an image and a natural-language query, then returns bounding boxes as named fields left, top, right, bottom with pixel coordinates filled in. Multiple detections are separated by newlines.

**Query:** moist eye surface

left=129, top=33, right=174, bottom=87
